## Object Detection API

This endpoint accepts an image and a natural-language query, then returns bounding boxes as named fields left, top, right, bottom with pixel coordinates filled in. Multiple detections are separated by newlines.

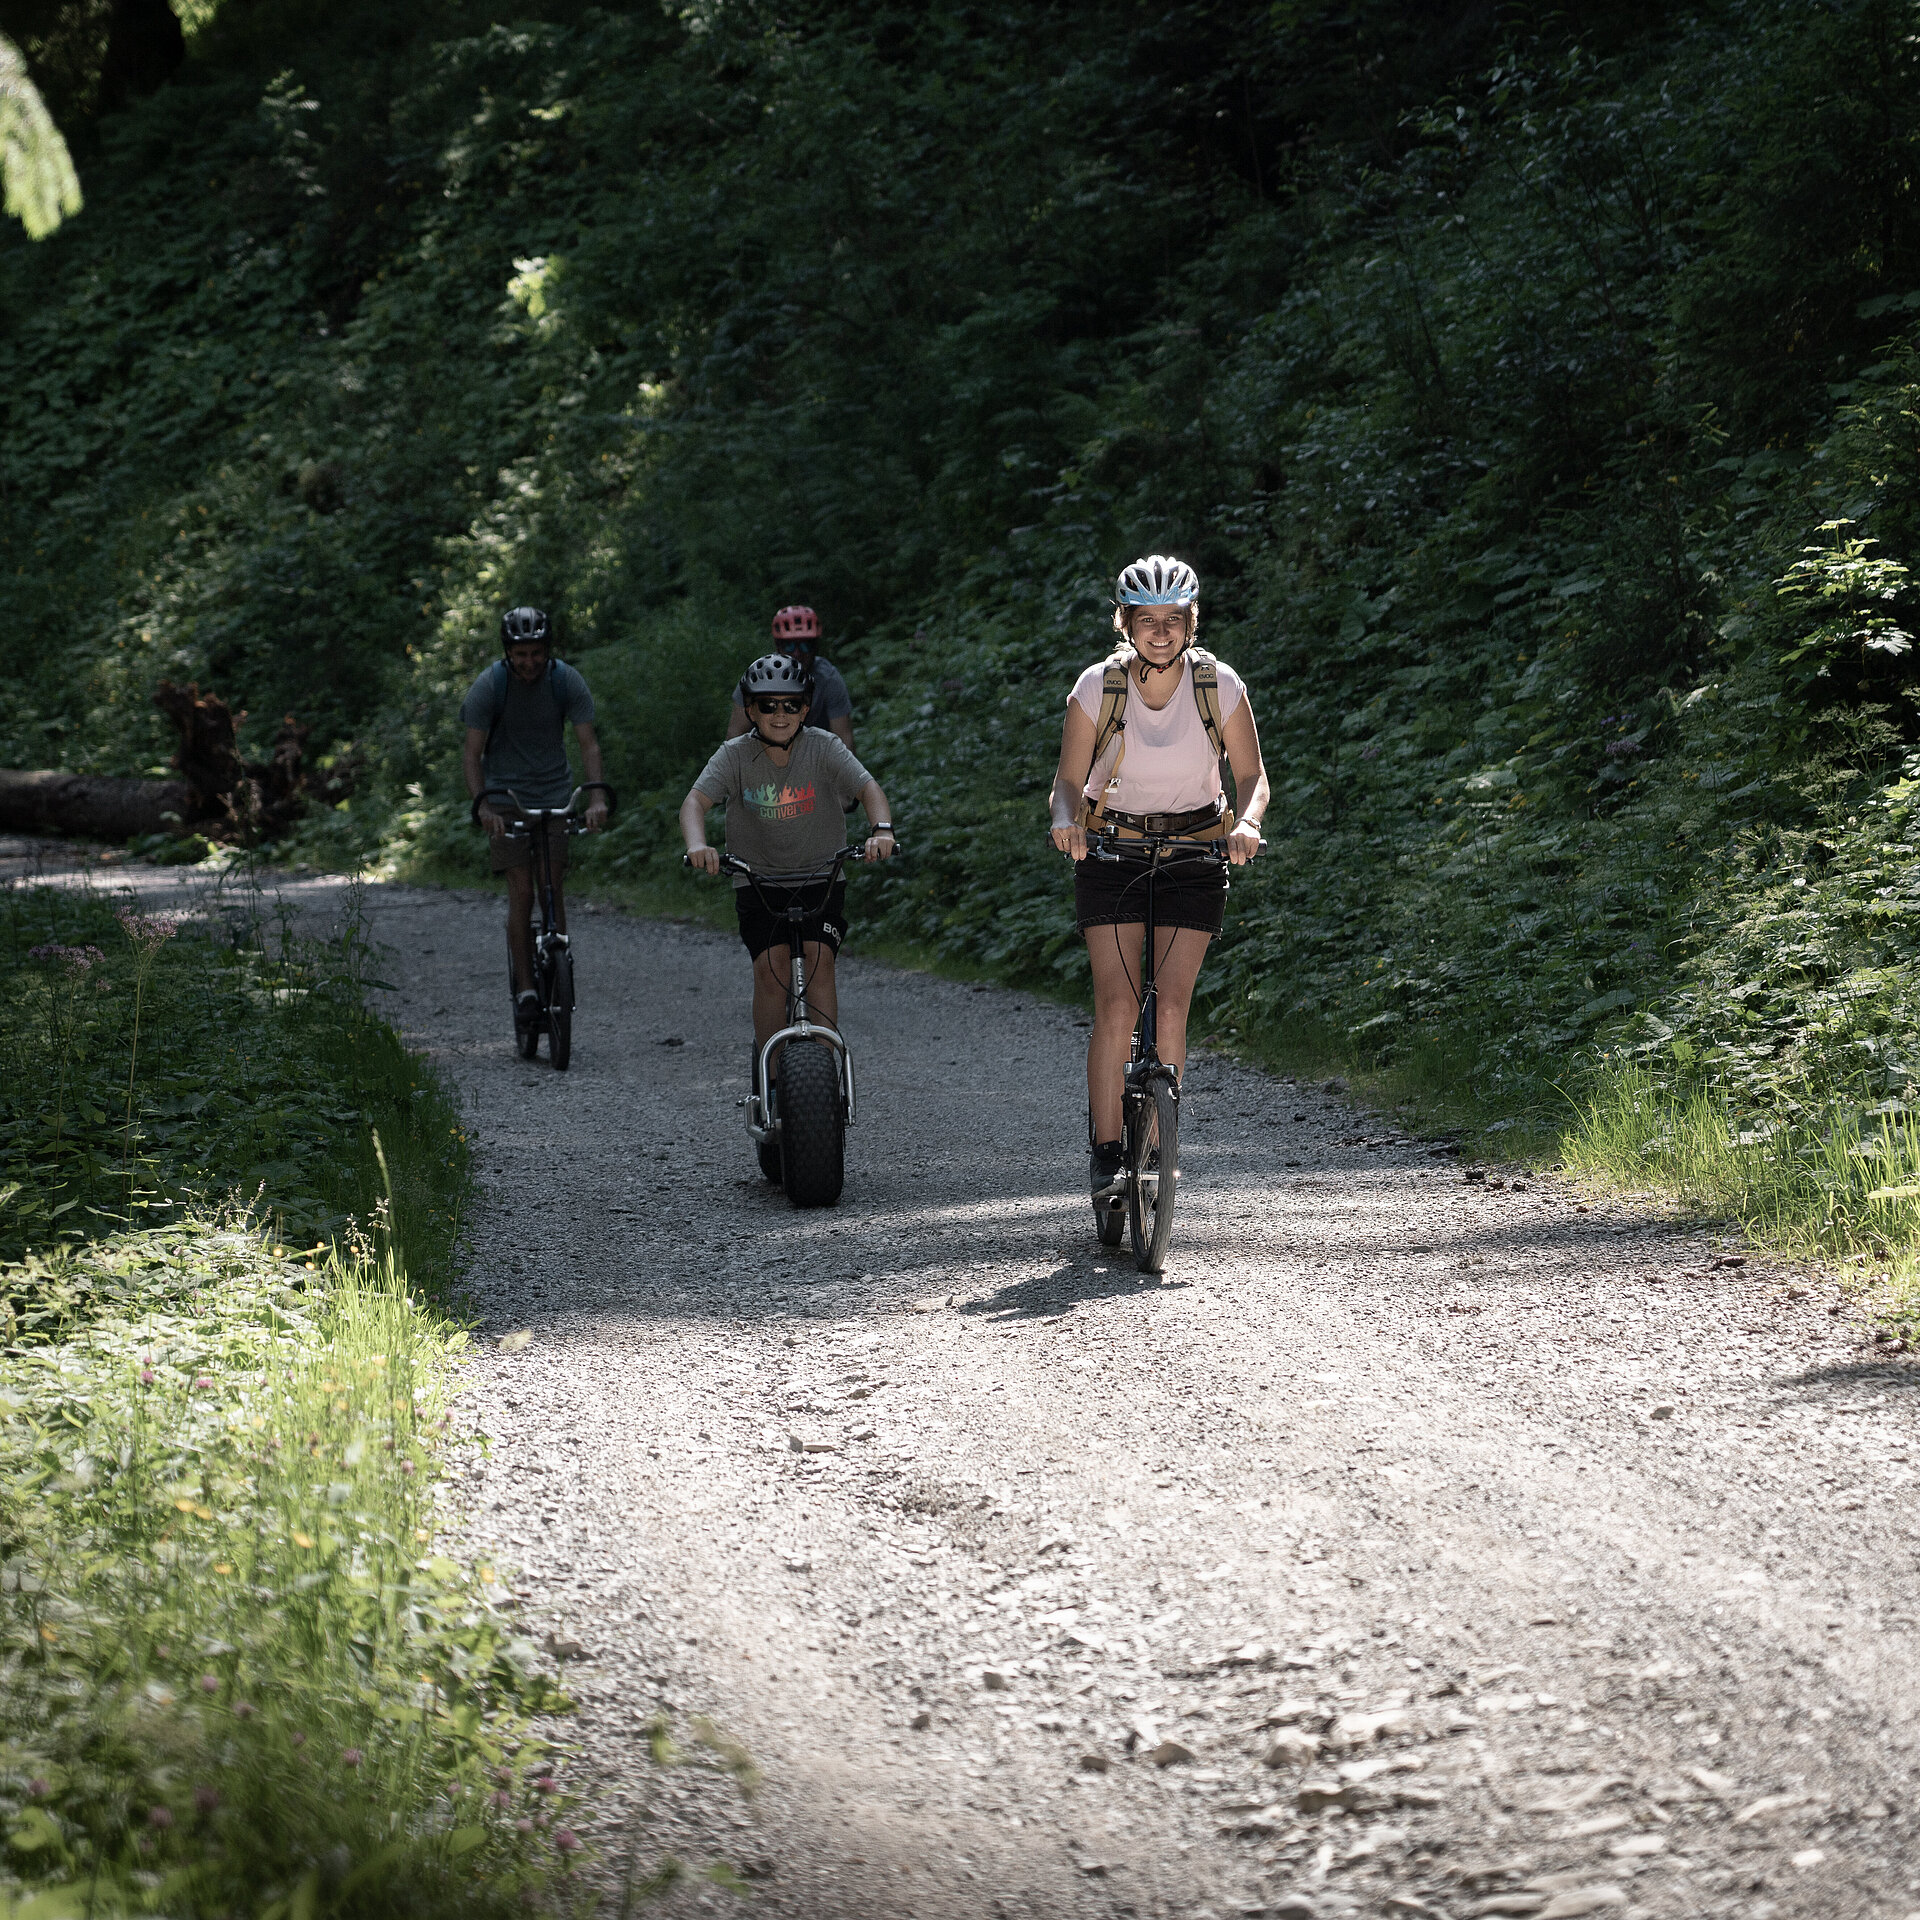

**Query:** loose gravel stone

left=16, top=842, right=1920, bottom=1920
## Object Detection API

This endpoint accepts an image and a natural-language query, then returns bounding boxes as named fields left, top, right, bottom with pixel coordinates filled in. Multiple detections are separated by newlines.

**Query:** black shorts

left=1074, top=850, right=1227, bottom=935
left=735, top=879, right=848, bottom=960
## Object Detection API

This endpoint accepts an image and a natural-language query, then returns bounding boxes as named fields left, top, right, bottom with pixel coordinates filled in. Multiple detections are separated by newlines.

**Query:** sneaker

left=1089, top=1139, right=1126, bottom=1200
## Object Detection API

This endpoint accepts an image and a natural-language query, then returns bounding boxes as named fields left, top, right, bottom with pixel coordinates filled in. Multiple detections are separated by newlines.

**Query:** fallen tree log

left=0, top=769, right=199, bottom=841
left=0, top=681, right=330, bottom=845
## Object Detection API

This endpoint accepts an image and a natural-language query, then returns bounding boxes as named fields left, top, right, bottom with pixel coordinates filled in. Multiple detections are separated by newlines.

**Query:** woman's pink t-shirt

left=1071, top=655, right=1245, bottom=815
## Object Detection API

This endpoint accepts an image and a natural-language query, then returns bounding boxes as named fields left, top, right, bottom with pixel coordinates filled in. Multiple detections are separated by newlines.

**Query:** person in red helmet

left=726, top=605, right=855, bottom=750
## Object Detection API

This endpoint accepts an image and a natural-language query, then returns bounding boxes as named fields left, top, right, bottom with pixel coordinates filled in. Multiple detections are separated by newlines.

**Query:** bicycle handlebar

left=1076, top=827, right=1267, bottom=862
left=682, top=838, right=898, bottom=882
left=471, top=782, right=618, bottom=831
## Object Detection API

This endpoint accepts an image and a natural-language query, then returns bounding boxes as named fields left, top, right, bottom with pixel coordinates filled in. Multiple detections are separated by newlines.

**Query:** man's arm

left=575, top=721, right=609, bottom=829
left=830, top=714, right=855, bottom=751
left=465, top=727, right=504, bottom=836
left=726, top=700, right=751, bottom=740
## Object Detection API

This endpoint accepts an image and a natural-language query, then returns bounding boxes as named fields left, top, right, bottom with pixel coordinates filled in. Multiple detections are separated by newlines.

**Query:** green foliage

left=0, top=877, right=468, bottom=1282
left=0, top=862, right=594, bottom=1911
left=11, top=0, right=1920, bottom=1242
left=0, top=1230, right=585, bottom=1916
left=0, top=33, right=81, bottom=238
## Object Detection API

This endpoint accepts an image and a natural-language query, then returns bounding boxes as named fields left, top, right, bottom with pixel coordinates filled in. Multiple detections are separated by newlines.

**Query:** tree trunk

left=0, top=769, right=197, bottom=841
left=95, top=0, right=185, bottom=114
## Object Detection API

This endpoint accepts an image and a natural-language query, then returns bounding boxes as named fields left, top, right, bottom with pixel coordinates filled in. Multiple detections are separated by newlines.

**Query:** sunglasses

left=752, top=697, right=807, bottom=716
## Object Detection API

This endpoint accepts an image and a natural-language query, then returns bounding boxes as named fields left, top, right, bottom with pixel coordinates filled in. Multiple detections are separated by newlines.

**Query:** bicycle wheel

left=1094, top=1194, right=1126, bottom=1247
left=547, top=951, right=574, bottom=1071
left=1126, top=1076, right=1179, bottom=1274
left=780, top=1043, right=844, bottom=1208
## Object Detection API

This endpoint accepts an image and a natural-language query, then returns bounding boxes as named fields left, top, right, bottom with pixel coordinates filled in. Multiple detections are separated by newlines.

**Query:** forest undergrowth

left=6, top=0, right=1920, bottom=1328
left=0, top=875, right=592, bottom=1916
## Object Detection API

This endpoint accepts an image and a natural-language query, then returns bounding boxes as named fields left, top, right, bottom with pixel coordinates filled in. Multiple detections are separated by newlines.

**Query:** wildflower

left=194, top=1786, right=220, bottom=1814
left=491, top=1790, right=512, bottom=1811
left=28, top=942, right=105, bottom=970
left=199, top=1674, right=219, bottom=1694
left=117, top=909, right=182, bottom=948
left=140, top=1369, right=155, bottom=1385
left=514, top=1817, right=533, bottom=1834
left=147, top=1805, right=174, bottom=1829
left=233, top=1701, right=255, bottom=1719
left=340, top=1748, right=363, bottom=1768
left=290, top=1730, right=306, bottom=1748
left=193, top=1376, right=214, bottom=1391
left=26, top=1779, right=48, bottom=1800
left=401, top=1458, right=415, bottom=1474
left=533, top=1775, right=557, bottom=1794
left=554, top=1828, right=579, bottom=1852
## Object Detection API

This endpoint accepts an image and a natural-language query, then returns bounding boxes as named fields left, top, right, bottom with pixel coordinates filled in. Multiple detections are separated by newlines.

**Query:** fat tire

left=1126, top=1077, right=1179, bottom=1274
left=547, top=952, right=574, bottom=1071
left=757, top=1138, right=784, bottom=1183
left=780, top=1043, right=844, bottom=1208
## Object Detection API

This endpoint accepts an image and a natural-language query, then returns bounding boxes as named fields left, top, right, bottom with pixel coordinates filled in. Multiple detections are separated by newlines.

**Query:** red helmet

left=771, top=605, right=821, bottom=643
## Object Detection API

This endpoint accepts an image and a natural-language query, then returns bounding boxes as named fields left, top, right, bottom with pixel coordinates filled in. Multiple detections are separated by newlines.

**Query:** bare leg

left=1085, top=923, right=1144, bottom=1142
left=1083, top=923, right=1213, bottom=1140
left=751, top=942, right=839, bottom=1068
left=504, top=867, right=535, bottom=994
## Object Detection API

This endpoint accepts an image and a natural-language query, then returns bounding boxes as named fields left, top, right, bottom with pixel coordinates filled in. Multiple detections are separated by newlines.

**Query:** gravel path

left=8, top=842, right=1920, bottom=1920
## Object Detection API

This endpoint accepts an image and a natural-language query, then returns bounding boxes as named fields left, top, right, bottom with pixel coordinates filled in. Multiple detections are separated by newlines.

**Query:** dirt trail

left=8, top=840, right=1920, bottom=1920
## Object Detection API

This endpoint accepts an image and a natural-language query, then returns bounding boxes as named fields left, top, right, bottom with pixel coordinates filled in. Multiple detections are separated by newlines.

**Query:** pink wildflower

left=199, top=1674, right=219, bottom=1694
left=194, top=1786, right=220, bottom=1814
left=340, top=1748, right=363, bottom=1768
left=554, top=1829, right=580, bottom=1853
left=147, top=1805, right=174, bottom=1830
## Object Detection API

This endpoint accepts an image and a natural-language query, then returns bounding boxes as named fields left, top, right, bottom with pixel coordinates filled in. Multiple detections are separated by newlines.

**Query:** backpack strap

left=1188, top=646, right=1236, bottom=828
left=483, top=659, right=569, bottom=762
left=1076, top=646, right=1135, bottom=830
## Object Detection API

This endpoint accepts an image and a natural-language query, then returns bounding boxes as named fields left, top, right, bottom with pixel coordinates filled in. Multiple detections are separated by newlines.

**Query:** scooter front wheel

left=1126, top=1076, right=1179, bottom=1274
left=780, top=1043, right=844, bottom=1208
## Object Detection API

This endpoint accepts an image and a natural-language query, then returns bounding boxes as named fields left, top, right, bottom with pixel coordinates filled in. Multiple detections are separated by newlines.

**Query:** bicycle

left=471, top=781, right=616, bottom=1071
left=683, top=840, right=889, bottom=1208
left=1084, top=827, right=1244, bottom=1273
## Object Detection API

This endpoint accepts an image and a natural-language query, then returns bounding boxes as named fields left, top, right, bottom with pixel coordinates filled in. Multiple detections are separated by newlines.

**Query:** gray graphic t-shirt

left=693, top=728, right=872, bottom=887
left=730, top=657, right=853, bottom=733
left=459, top=660, right=595, bottom=810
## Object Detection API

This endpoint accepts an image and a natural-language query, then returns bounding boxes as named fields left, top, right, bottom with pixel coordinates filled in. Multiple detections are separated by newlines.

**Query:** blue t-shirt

left=460, top=660, right=595, bottom=810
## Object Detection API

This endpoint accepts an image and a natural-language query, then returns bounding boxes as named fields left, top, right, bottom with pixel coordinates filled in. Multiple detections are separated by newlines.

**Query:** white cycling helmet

left=740, top=652, right=813, bottom=703
left=1116, top=554, right=1199, bottom=606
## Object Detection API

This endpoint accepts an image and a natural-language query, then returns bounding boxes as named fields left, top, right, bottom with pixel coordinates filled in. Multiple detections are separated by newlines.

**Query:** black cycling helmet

left=500, top=606, right=551, bottom=654
left=739, top=652, right=813, bottom=704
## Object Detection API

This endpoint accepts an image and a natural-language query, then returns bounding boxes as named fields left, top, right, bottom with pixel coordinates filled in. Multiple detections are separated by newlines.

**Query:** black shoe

left=514, top=989, right=539, bottom=1026
left=1089, top=1139, right=1126, bottom=1200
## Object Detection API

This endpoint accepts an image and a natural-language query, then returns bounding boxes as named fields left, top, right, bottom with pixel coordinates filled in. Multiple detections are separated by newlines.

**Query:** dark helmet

left=500, top=606, right=551, bottom=653
left=771, top=605, right=821, bottom=645
left=740, top=652, right=813, bottom=704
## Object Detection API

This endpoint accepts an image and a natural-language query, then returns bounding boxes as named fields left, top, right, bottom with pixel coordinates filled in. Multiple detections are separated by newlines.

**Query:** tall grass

left=0, top=1228, right=580, bottom=1913
left=1, top=880, right=470, bottom=1289
left=1564, top=1065, right=1920, bottom=1329
left=0, top=876, right=596, bottom=1913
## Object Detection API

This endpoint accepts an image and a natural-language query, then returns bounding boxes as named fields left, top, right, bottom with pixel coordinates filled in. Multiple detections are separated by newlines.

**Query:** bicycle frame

left=472, top=780, right=615, bottom=996
left=1089, top=829, right=1233, bottom=1128
left=713, top=846, right=862, bottom=1142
